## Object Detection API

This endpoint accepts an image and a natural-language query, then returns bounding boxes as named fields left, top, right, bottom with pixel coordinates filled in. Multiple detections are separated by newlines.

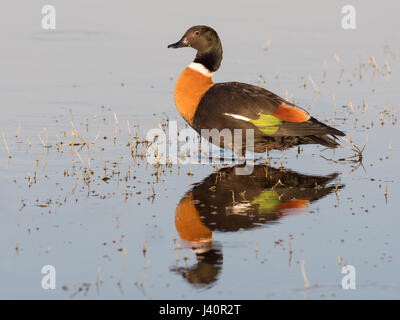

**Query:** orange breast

left=175, top=194, right=212, bottom=243
left=174, top=67, right=214, bottom=125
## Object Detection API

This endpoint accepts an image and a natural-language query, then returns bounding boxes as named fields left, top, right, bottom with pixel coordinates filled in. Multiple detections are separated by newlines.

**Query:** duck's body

left=169, top=26, right=345, bottom=154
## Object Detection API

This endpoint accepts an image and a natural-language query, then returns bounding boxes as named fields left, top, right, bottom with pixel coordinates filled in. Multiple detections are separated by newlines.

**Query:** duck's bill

left=168, top=36, right=188, bottom=48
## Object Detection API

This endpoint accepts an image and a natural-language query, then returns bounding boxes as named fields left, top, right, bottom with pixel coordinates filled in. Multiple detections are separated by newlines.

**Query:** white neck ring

left=188, top=62, right=214, bottom=77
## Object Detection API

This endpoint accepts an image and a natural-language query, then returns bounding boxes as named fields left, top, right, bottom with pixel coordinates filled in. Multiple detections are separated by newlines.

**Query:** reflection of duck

left=172, top=165, right=343, bottom=287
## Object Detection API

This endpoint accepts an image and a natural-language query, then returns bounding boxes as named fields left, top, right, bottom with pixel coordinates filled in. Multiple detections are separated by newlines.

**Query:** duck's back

left=193, top=81, right=344, bottom=139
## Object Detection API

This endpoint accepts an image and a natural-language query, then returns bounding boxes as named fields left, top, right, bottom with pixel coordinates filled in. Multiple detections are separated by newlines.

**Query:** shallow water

left=1, top=0, right=400, bottom=299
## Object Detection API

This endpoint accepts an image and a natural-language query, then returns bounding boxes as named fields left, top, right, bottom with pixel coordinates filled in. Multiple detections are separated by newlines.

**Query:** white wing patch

left=224, top=113, right=251, bottom=122
left=226, top=202, right=252, bottom=214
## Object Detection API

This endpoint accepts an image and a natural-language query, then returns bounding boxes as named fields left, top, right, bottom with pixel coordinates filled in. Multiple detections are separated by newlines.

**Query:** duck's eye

left=194, top=31, right=200, bottom=36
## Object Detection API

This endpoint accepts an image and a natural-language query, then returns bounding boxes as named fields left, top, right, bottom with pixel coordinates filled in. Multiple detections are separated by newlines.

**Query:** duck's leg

left=264, top=147, right=270, bottom=178
left=234, top=129, right=254, bottom=175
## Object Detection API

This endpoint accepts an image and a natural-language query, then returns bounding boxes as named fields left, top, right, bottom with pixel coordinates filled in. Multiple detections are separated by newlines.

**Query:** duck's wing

left=194, top=82, right=345, bottom=137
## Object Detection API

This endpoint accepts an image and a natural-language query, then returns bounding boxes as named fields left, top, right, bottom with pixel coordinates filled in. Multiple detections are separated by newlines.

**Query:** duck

left=168, top=25, right=345, bottom=155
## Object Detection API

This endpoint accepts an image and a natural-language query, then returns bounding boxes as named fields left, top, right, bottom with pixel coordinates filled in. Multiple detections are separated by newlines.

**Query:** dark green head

left=168, top=25, right=223, bottom=72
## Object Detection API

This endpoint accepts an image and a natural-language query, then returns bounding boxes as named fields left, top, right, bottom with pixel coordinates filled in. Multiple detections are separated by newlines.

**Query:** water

left=0, top=0, right=400, bottom=299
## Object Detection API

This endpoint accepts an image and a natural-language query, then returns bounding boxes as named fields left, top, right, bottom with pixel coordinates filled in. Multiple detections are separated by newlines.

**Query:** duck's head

left=168, top=25, right=223, bottom=72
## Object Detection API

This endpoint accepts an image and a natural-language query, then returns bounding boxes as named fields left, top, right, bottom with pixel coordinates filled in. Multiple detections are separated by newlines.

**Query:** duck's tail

left=307, top=134, right=342, bottom=148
